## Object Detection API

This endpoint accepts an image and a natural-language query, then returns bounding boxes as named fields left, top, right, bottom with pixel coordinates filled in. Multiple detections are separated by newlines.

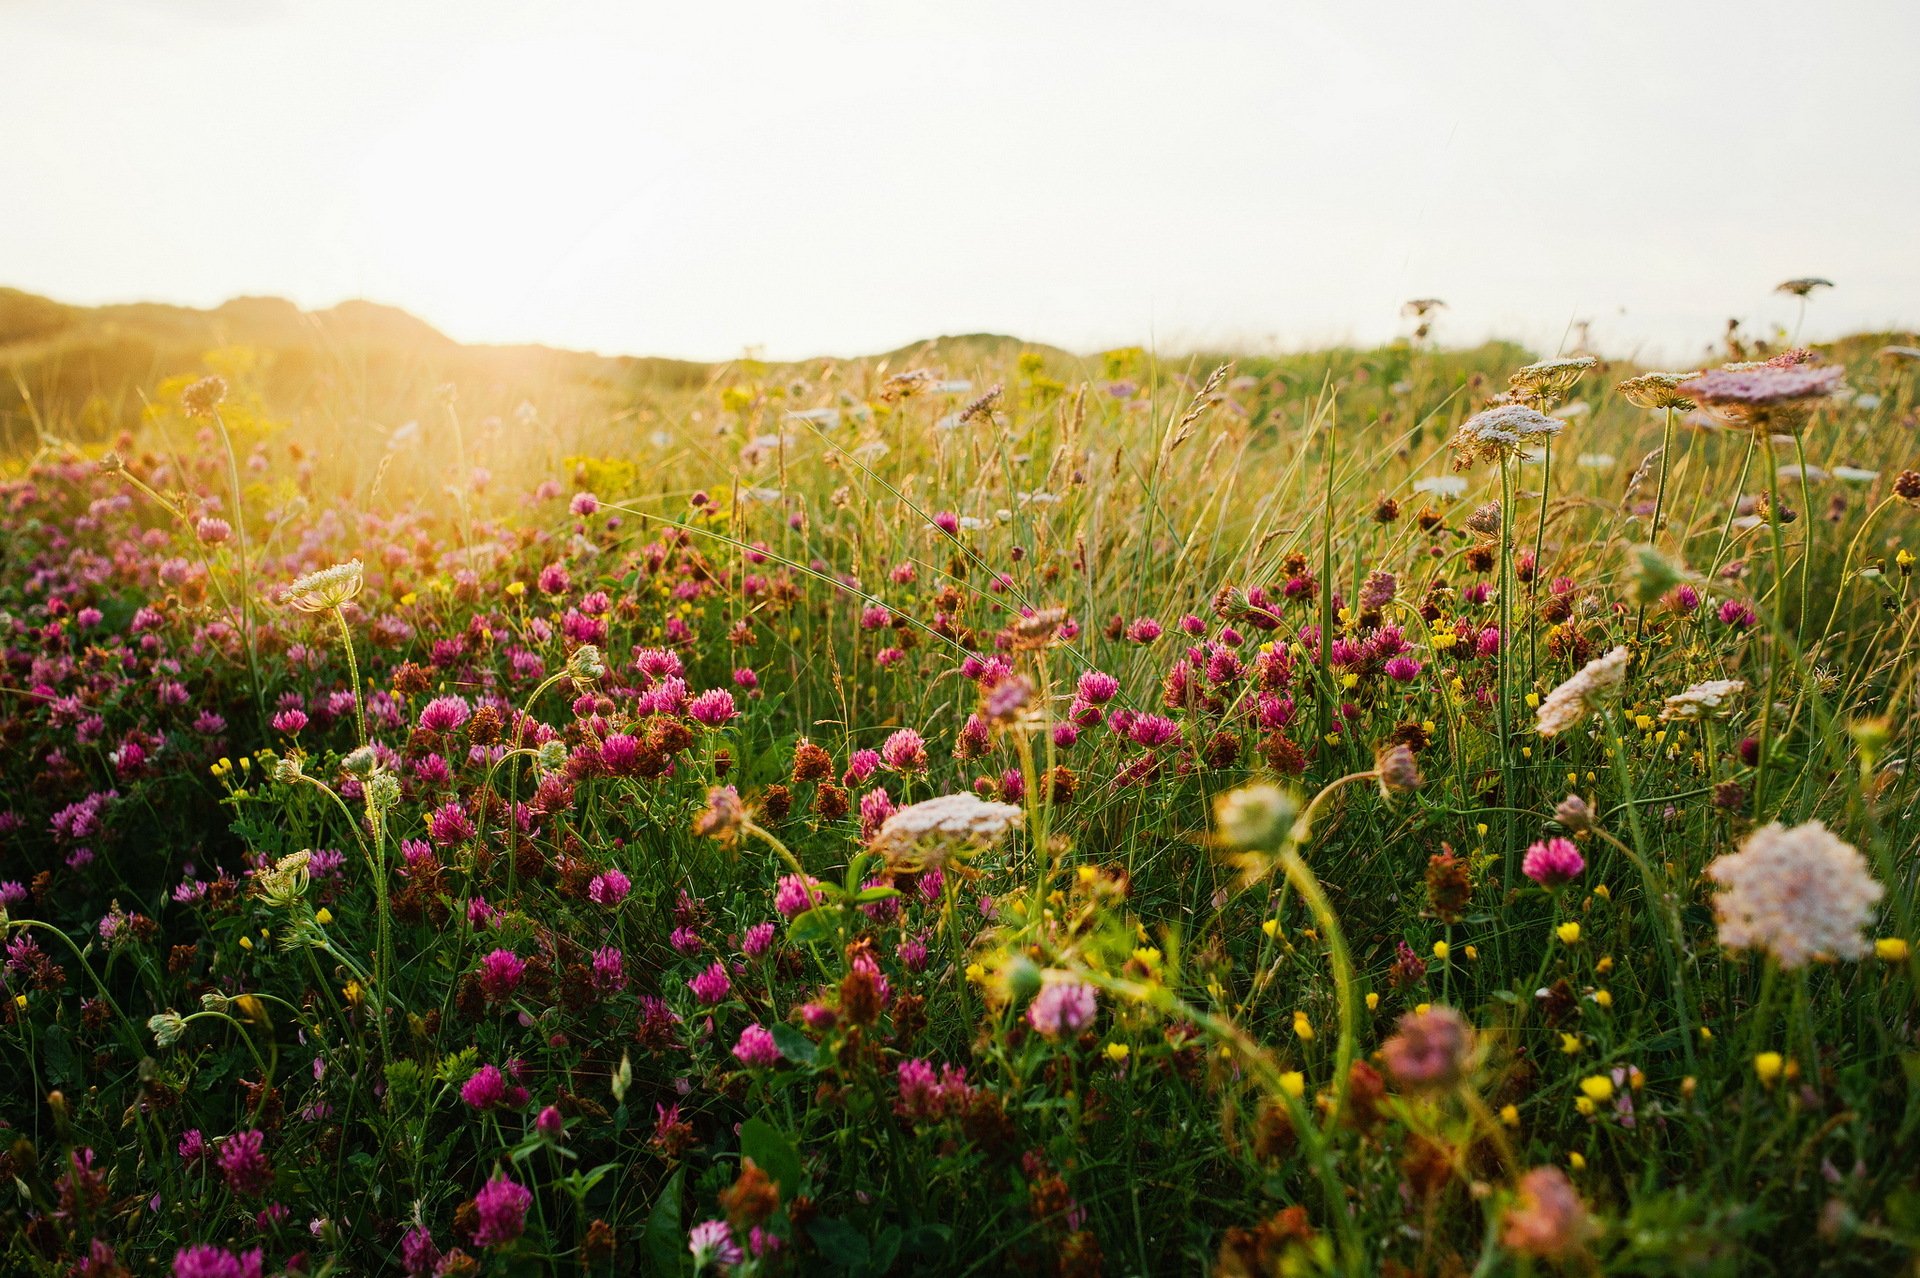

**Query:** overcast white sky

left=4, top=1, right=1916, bottom=362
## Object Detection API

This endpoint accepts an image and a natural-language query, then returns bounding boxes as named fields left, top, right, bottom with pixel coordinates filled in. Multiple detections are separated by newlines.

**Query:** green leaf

left=769, top=1022, right=819, bottom=1066
left=739, top=1116, right=804, bottom=1196
left=852, top=885, right=901, bottom=904
left=787, top=906, right=838, bottom=946
left=642, top=1167, right=686, bottom=1277
left=808, top=1216, right=869, bottom=1271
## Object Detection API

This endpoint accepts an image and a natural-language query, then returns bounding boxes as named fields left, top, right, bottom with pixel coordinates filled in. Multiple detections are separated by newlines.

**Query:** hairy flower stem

left=1497, top=456, right=1517, bottom=890
left=1633, top=405, right=1680, bottom=649
left=1286, top=769, right=1373, bottom=1127
left=1528, top=440, right=1550, bottom=683
left=330, top=606, right=367, bottom=748
left=1756, top=454, right=1790, bottom=816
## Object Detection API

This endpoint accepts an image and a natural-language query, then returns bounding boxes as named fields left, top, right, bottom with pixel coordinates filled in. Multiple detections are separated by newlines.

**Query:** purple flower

left=1028, top=982, right=1097, bottom=1038
left=688, top=688, right=737, bottom=727
left=216, top=1129, right=271, bottom=1196
left=690, top=1219, right=743, bottom=1268
left=461, top=1064, right=508, bottom=1109
left=270, top=708, right=308, bottom=734
left=732, top=1024, right=783, bottom=1068
left=535, top=1105, right=566, bottom=1141
left=1522, top=837, right=1586, bottom=889
left=171, top=1244, right=264, bottom=1278
left=688, top=960, right=732, bottom=1005
left=742, top=922, right=776, bottom=956
left=477, top=949, right=526, bottom=1003
left=1076, top=671, right=1120, bottom=704
left=428, top=799, right=475, bottom=847
left=880, top=728, right=927, bottom=772
left=400, top=1225, right=442, bottom=1277
left=472, top=1172, right=532, bottom=1248
left=418, top=696, right=471, bottom=733
left=588, top=868, right=631, bottom=905
left=775, top=874, right=824, bottom=919
left=590, top=946, right=626, bottom=994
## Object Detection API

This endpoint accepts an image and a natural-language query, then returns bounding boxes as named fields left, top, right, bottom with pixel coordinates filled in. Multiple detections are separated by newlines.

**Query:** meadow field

left=3, top=296, right=1918, bottom=1276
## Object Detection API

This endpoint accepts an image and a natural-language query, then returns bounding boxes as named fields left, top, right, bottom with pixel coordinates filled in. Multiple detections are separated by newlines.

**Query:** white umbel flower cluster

left=1660, top=678, right=1746, bottom=722
left=869, top=792, right=1024, bottom=872
left=1707, top=820, right=1883, bottom=969
left=283, top=560, right=365, bottom=613
left=1535, top=647, right=1630, bottom=737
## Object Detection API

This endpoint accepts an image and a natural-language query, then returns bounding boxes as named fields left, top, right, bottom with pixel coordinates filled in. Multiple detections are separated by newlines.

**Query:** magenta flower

left=588, top=868, right=631, bottom=905
left=418, top=696, right=471, bottom=733
left=570, top=491, right=600, bottom=517
left=590, top=946, right=626, bottom=994
left=216, top=1129, right=272, bottom=1196
left=461, top=1064, right=508, bottom=1109
left=775, top=874, right=825, bottom=919
left=880, top=728, right=927, bottom=772
left=742, top=922, right=775, bottom=956
left=1125, top=617, right=1163, bottom=643
left=688, top=960, right=732, bottom=1005
left=476, top=949, right=526, bottom=1004
left=688, top=688, right=737, bottom=727
left=732, top=1024, right=783, bottom=1068
left=269, top=708, right=308, bottom=734
left=171, top=1245, right=265, bottom=1278
left=471, top=1172, right=532, bottom=1247
left=427, top=800, right=475, bottom=847
left=1522, top=837, right=1586, bottom=889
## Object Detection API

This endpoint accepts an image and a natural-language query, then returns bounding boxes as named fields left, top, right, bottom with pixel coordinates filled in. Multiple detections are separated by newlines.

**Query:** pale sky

left=5, top=0, right=1917, bottom=363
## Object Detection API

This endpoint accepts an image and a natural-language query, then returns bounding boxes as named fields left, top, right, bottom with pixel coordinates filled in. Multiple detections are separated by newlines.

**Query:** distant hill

left=0, top=288, right=723, bottom=450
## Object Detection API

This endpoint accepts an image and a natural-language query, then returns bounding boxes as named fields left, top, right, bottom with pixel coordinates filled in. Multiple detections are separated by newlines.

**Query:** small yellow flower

left=1292, top=1011, right=1315, bottom=1041
left=1591, top=989, right=1612, bottom=1009
left=1556, top=921, right=1581, bottom=945
left=343, top=981, right=366, bottom=1008
left=238, top=935, right=253, bottom=951
left=1699, top=1026, right=1714, bottom=1041
left=1525, top=692, right=1541, bottom=708
left=1579, top=1075, right=1614, bottom=1103
left=1595, top=955, right=1614, bottom=975
left=1499, top=1104, right=1520, bottom=1127
left=1261, top=918, right=1280, bottom=939
left=1575, top=1096, right=1596, bottom=1116
left=1899, top=548, right=1915, bottom=568
left=1414, top=1002, right=1431, bottom=1015
left=1278, top=1071, right=1306, bottom=1098
left=1431, top=940, right=1450, bottom=960
left=1105, top=1042, right=1130, bottom=1063
left=314, top=908, right=333, bottom=926
left=1365, top=992, right=1380, bottom=1012
left=401, top=591, right=420, bottom=606
left=1569, top=1151, right=1587, bottom=1171
left=1475, top=822, right=1489, bottom=838
left=1592, top=883, right=1610, bottom=901
left=13, top=993, right=26, bottom=1010
left=233, top=994, right=265, bottom=1022
left=965, top=962, right=986, bottom=984
left=1876, top=937, right=1910, bottom=962
left=1753, top=1052, right=1784, bottom=1085
left=1464, top=945, right=1479, bottom=961
left=1559, top=1033, right=1582, bottom=1055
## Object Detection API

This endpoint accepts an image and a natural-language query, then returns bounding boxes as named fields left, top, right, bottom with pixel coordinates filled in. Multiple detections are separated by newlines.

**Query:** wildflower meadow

left=4, top=307, right=1920, bottom=1277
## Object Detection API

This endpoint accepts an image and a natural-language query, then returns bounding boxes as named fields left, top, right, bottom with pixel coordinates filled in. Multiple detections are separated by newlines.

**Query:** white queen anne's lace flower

left=868, top=792, right=1024, bottom=872
left=1707, top=821, right=1882, bottom=969
left=1660, top=678, right=1745, bottom=722
left=283, top=560, right=364, bottom=612
left=1449, top=404, right=1565, bottom=469
left=1535, top=646, right=1630, bottom=737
